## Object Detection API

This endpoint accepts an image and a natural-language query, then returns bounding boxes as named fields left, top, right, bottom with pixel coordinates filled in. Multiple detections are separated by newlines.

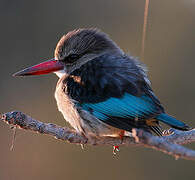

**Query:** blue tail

left=156, top=113, right=191, bottom=130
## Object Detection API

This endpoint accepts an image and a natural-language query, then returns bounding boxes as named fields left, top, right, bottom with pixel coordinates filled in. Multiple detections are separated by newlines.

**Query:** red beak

left=13, top=59, right=64, bottom=76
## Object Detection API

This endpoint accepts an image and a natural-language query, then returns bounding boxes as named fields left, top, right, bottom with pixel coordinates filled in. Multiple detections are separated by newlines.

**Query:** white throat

left=54, top=70, right=66, bottom=78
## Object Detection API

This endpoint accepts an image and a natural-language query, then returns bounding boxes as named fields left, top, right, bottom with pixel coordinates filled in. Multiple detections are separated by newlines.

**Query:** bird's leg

left=113, top=130, right=125, bottom=154
left=119, top=130, right=125, bottom=142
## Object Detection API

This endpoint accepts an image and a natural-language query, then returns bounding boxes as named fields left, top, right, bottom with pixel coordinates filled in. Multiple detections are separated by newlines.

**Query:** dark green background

left=0, top=0, right=195, bottom=179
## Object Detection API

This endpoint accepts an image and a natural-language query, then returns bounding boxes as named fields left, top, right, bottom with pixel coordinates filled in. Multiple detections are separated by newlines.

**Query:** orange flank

left=146, top=119, right=158, bottom=126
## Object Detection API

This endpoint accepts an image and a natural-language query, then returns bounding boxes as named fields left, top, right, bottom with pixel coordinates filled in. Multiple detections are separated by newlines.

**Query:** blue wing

left=80, top=93, right=162, bottom=131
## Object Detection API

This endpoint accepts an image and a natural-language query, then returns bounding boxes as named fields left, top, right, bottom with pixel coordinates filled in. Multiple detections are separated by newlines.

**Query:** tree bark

left=1, top=111, right=195, bottom=160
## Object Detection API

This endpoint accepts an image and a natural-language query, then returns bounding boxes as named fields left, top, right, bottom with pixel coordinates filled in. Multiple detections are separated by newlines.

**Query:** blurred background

left=0, top=0, right=195, bottom=179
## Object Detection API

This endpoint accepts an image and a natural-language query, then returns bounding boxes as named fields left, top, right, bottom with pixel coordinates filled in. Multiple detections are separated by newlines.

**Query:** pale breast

left=55, top=77, right=84, bottom=133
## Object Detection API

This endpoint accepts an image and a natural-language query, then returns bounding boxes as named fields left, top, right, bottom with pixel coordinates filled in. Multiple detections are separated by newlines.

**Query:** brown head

left=13, top=28, right=122, bottom=77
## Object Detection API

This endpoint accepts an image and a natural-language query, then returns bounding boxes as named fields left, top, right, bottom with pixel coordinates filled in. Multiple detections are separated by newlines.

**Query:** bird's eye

left=65, top=54, right=80, bottom=64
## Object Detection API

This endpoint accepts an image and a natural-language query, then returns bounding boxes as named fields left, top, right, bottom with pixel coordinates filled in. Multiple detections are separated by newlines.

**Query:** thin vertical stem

left=10, top=126, right=17, bottom=151
left=141, top=0, right=150, bottom=60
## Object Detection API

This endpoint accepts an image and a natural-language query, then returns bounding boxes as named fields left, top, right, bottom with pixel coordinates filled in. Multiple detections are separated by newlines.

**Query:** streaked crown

left=54, top=28, right=120, bottom=63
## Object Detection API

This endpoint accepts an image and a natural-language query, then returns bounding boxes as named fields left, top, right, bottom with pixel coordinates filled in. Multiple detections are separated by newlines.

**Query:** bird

left=13, top=28, right=191, bottom=142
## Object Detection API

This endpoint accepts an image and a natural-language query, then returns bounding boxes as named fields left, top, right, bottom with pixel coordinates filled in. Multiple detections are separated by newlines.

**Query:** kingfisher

left=13, top=28, right=191, bottom=144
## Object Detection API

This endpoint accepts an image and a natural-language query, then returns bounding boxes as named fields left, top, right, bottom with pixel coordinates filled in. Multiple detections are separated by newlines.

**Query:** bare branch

left=132, top=129, right=195, bottom=161
left=1, top=111, right=195, bottom=160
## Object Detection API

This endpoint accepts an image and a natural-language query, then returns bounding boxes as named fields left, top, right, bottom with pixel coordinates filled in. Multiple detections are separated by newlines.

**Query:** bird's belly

left=78, top=109, right=131, bottom=137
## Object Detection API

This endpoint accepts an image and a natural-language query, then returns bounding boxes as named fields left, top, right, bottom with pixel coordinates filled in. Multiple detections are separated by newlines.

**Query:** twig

left=10, top=126, right=17, bottom=151
left=141, top=0, right=150, bottom=59
left=0, top=111, right=195, bottom=160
